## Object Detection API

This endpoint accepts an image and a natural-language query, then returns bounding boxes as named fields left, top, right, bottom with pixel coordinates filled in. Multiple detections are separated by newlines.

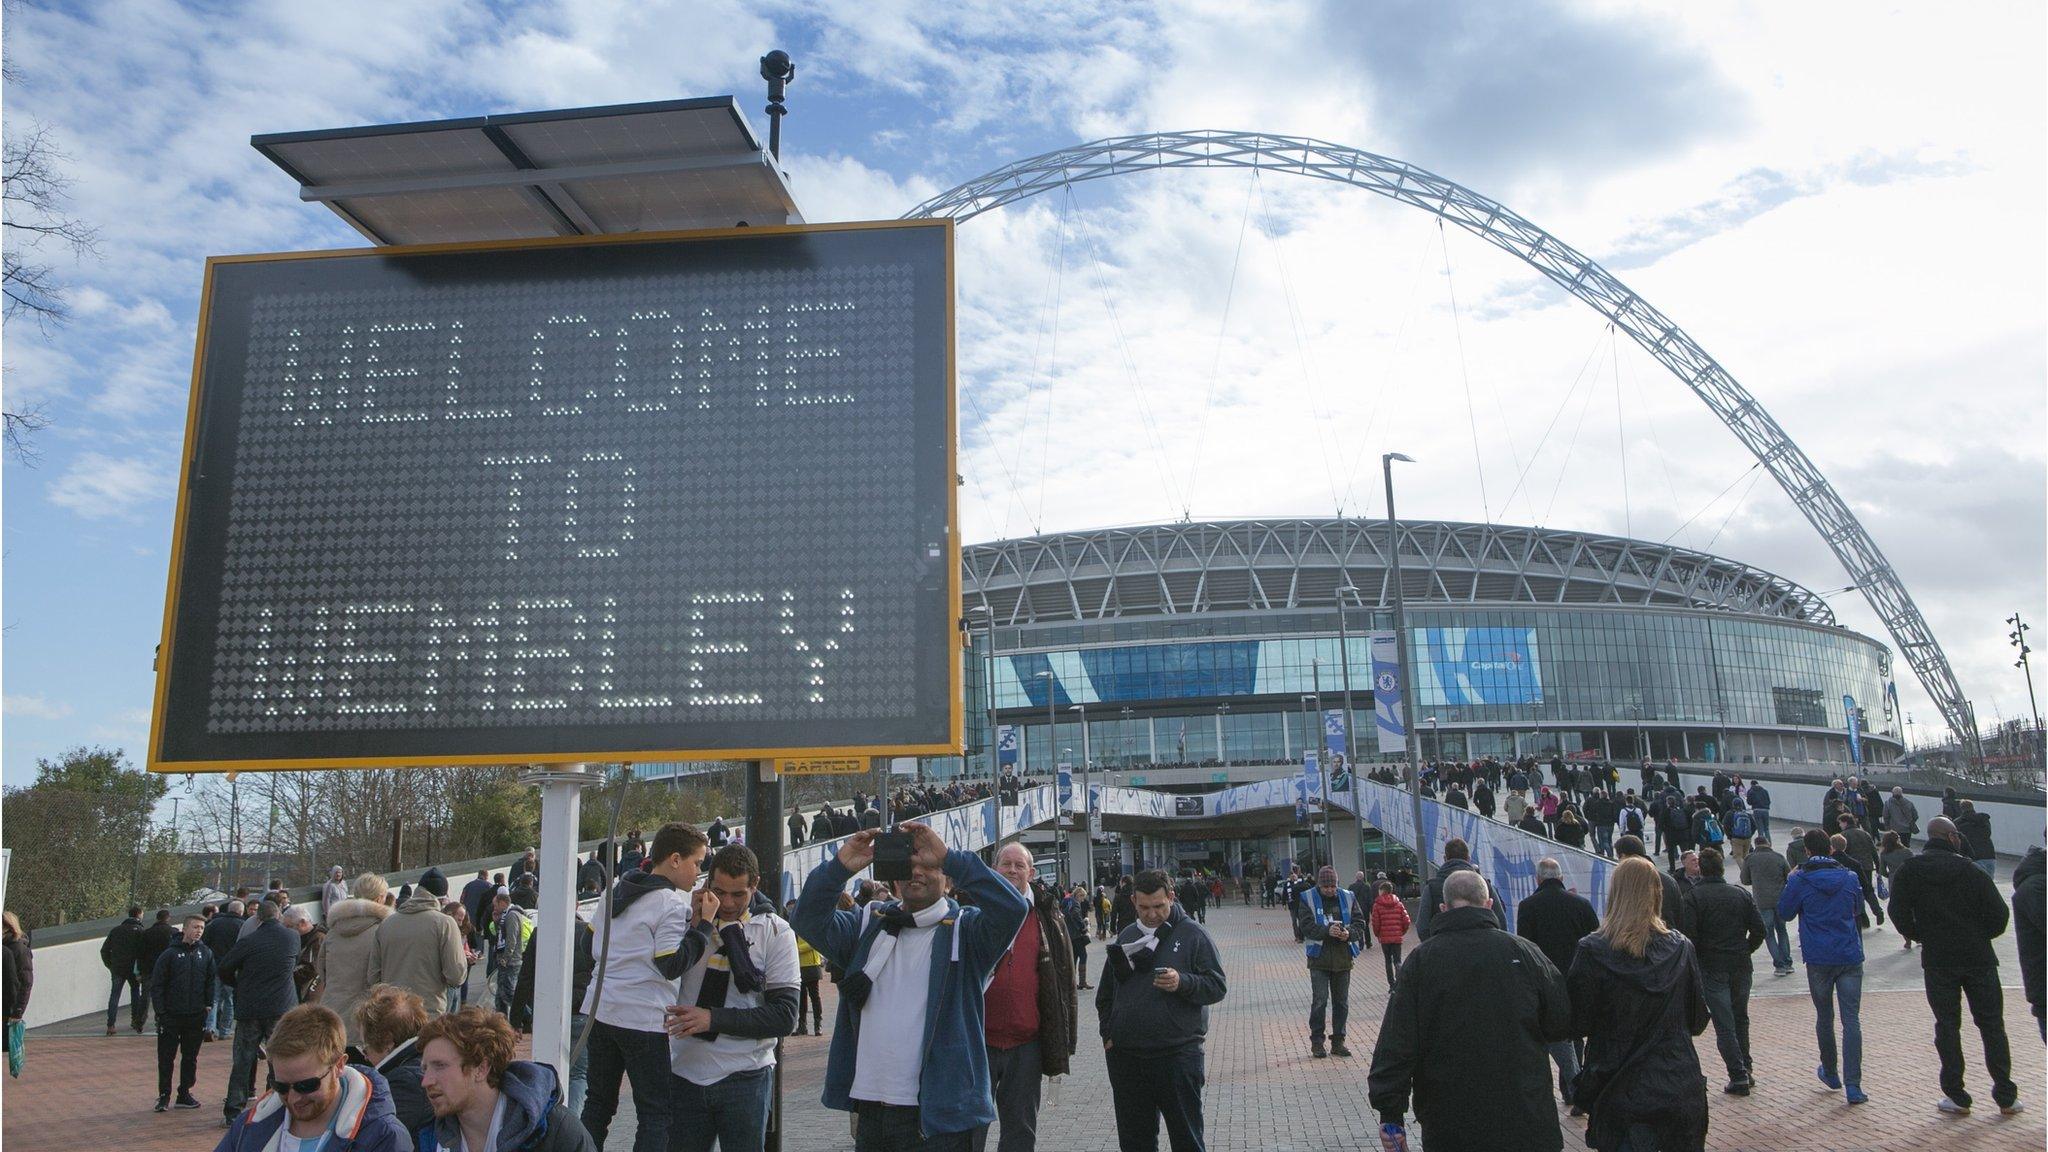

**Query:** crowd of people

left=0, top=763, right=2029, bottom=1152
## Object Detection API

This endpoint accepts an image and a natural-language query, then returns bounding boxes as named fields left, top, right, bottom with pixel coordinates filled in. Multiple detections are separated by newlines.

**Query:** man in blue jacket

left=218, top=898, right=303, bottom=1123
left=793, top=822, right=1029, bottom=1151
left=1778, top=827, right=1867, bottom=1105
left=215, top=1004, right=411, bottom=1152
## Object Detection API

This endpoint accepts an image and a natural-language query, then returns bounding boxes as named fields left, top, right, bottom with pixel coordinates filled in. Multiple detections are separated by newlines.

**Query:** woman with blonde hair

left=1568, top=856, right=1710, bottom=1151
left=318, top=872, right=393, bottom=1044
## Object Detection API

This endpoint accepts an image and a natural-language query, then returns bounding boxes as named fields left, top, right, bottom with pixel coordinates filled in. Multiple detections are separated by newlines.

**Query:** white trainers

left=2000, top=1101, right=2026, bottom=1116
left=1937, top=1098, right=1971, bottom=1116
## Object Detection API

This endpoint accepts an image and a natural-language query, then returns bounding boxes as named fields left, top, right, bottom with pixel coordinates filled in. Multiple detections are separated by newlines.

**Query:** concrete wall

left=1663, top=768, right=2044, bottom=854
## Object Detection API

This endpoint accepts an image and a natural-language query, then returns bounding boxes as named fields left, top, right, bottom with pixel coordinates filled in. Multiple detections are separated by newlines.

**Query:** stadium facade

left=959, top=518, right=1902, bottom=780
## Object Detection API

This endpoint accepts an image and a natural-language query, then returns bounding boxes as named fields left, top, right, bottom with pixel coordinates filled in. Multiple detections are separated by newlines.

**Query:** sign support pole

left=521, top=762, right=601, bottom=1089
left=744, top=759, right=785, bottom=1152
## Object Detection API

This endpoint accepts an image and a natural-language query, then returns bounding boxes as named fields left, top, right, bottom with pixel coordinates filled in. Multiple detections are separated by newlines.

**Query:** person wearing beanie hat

left=370, top=864, right=468, bottom=1018
left=1296, top=865, right=1368, bottom=1058
left=419, top=867, right=450, bottom=900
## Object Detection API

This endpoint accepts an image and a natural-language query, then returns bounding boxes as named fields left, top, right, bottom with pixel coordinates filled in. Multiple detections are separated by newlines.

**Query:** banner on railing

left=1373, top=633, right=1408, bottom=754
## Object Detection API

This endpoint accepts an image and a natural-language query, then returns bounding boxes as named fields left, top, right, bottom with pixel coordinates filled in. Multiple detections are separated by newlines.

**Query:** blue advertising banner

left=1844, top=695, right=1863, bottom=766
left=1415, top=627, right=1544, bottom=706
left=996, top=724, right=1019, bottom=767
left=1371, top=633, right=1407, bottom=754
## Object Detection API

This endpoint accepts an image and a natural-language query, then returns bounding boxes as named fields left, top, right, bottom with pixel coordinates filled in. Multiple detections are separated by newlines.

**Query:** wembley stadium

left=957, top=517, right=1903, bottom=780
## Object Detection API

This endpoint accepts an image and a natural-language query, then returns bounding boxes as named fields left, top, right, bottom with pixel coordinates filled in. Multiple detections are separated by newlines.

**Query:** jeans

left=157, top=1014, right=206, bottom=1099
left=1925, top=965, right=2017, bottom=1109
left=1545, top=1039, right=1581, bottom=1104
left=1106, top=1044, right=1207, bottom=1152
left=1805, top=963, right=1862, bottom=1090
left=1752, top=809, right=1770, bottom=838
left=854, top=1100, right=973, bottom=1151
left=972, top=1039, right=1043, bottom=1152
left=1758, top=909, right=1793, bottom=972
left=568, top=1013, right=590, bottom=1117
left=1700, top=965, right=1753, bottom=1080
left=1381, top=943, right=1402, bottom=987
left=581, top=1020, right=675, bottom=1152
left=1308, top=969, right=1350, bottom=1043
left=224, top=1015, right=280, bottom=1117
left=1592, top=826, right=1614, bottom=856
left=106, top=971, right=143, bottom=1030
left=667, top=1066, right=774, bottom=1152
left=210, top=979, right=235, bottom=1037
left=495, top=961, right=522, bottom=1016
left=800, top=965, right=824, bottom=1029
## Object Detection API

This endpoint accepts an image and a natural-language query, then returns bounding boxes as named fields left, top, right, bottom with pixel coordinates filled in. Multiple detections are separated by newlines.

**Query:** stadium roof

left=965, top=519, right=1837, bottom=627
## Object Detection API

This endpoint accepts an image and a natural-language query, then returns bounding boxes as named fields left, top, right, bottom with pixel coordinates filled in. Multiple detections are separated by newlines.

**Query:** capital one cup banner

left=1844, top=695, right=1863, bottom=766
left=996, top=724, right=1019, bottom=768
left=1371, top=632, right=1408, bottom=755
left=1342, top=779, right=1616, bottom=932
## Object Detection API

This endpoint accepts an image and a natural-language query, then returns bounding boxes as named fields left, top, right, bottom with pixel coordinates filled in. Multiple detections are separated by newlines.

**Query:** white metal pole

left=526, top=762, right=598, bottom=1086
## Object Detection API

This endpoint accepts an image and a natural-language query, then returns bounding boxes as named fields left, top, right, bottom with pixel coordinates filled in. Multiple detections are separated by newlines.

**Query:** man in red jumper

left=975, top=843, right=1077, bottom=1152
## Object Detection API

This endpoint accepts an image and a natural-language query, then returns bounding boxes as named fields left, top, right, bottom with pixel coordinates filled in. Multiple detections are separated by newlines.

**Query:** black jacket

left=511, top=918, right=597, bottom=1030
left=1414, top=860, right=1506, bottom=941
left=1096, top=905, right=1227, bottom=1052
left=202, top=913, right=245, bottom=961
left=1517, top=879, right=1599, bottom=977
left=1682, top=877, right=1764, bottom=972
left=149, top=937, right=217, bottom=1019
left=1568, top=931, right=1710, bottom=1152
left=138, top=920, right=178, bottom=981
left=1368, top=906, right=1571, bottom=1152
left=373, top=1038, right=434, bottom=1148
left=219, top=918, right=302, bottom=1020
left=2, top=935, right=32, bottom=1021
left=2013, top=847, right=2045, bottom=1022
left=101, top=916, right=146, bottom=975
left=1955, top=811, right=1997, bottom=861
left=1887, top=839, right=2009, bottom=969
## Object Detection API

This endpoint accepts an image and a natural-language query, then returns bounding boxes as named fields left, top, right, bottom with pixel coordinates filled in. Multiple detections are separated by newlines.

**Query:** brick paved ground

left=10, top=903, right=2042, bottom=1151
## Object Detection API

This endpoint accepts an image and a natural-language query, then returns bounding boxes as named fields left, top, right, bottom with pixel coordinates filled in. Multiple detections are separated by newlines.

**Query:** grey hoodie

left=321, top=897, right=394, bottom=1043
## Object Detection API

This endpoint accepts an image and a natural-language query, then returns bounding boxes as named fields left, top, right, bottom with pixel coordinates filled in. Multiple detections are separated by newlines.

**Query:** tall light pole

left=1335, top=584, right=1365, bottom=851
left=1383, top=452, right=1427, bottom=883
left=2010, top=613, right=2043, bottom=764
left=1300, top=690, right=1323, bottom=871
left=965, top=604, right=995, bottom=797
left=1071, top=703, right=1092, bottom=884
left=1217, top=703, right=1230, bottom=769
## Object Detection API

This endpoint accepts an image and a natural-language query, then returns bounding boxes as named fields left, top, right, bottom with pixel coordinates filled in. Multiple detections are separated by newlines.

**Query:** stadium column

left=1328, top=816, right=1361, bottom=880
left=744, top=759, right=786, bottom=1152
left=525, top=762, right=601, bottom=1088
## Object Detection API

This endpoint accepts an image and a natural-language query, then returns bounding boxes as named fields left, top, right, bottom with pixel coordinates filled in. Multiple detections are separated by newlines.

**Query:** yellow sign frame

left=147, top=219, right=962, bottom=773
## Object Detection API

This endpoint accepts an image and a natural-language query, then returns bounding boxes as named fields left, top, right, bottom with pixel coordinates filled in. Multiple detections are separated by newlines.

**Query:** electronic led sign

left=150, top=221, right=958, bottom=771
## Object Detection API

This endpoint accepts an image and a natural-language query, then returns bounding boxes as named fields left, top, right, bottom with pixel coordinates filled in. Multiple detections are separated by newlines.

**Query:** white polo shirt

left=669, top=912, right=802, bottom=1086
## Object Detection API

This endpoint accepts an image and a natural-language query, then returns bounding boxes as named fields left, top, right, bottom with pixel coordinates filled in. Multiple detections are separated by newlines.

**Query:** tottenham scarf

left=687, top=914, right=767, bottom=1042
left=1106, top=920, right=1163, bottom=981
left=837, top=899, right=948, bottom=1011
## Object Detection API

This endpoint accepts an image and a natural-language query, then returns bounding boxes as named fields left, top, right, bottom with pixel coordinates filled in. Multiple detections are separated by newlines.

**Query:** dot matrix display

left=152, top=223, right=957, bottom=770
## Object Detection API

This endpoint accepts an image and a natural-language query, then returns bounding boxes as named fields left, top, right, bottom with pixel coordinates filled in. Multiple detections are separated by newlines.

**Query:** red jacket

left=1370, top=893, right=1411, bottom=945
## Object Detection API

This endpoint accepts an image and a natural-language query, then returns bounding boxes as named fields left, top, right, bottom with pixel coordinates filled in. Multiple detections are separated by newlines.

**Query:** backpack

left=1697, top=813, right=1723, bottom=845
left=1664, top=802, right=1690, bottom=832
left=1622, top=806, right=1645, bottom=835
left=1729, top=809, right=1753, bottom=839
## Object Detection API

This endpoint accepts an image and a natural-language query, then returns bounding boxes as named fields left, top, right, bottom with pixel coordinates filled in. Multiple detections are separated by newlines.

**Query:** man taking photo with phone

left=793, top=822, right=1029, bottom=1151
left=1098, top=869, right=1229, bottom=1152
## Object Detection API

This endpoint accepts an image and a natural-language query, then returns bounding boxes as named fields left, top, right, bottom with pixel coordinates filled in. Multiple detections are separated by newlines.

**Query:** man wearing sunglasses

left=214, top=1003, right=411, bottom=1152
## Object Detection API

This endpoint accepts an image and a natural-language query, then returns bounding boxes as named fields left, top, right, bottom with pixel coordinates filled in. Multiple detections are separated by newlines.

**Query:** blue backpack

left=1729, top=809, right=1753, bottom=839
left=1698, top=812, right=1724, bottom=845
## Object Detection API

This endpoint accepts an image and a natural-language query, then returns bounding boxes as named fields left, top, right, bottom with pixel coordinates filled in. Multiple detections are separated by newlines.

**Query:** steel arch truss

left=905, top=130, right=1979, bottom=752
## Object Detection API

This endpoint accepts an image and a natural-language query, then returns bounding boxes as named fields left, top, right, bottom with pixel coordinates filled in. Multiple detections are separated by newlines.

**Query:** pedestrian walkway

left=8, top=903, right=2040, bottom=1150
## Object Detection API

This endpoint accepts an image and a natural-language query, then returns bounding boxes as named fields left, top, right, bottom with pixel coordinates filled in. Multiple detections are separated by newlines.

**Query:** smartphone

left=872, top=831, right=914, bottom=881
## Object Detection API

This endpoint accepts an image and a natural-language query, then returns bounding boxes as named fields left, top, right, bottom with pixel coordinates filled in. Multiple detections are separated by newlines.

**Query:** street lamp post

left=2010, top=613, right=2044, bottom=777
left=965, top=605, right=995, bottom=800
left=1300, top=689, right=1323, bottom=871
left=1071, top=703, right=1092, bottom=884
left=1383, top=452, right=1427, bottom=882
left=1036, top=670, right=1061, bottom=881
left=1217, top=703, right=1230, bottom=769
left=1335, top=584, right=1365, bottom=851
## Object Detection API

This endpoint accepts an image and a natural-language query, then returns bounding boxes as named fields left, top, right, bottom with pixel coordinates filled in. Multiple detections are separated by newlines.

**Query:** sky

left=2, top=0, right=2043, bottom=790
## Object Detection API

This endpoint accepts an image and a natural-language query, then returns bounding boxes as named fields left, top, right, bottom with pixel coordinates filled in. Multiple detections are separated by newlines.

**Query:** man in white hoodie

left=580, top=821, right=717, bottom=1152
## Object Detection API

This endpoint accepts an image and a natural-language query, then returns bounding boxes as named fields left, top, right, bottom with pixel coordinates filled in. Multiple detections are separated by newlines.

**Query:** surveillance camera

left=761, top=50, right=794, bottom=83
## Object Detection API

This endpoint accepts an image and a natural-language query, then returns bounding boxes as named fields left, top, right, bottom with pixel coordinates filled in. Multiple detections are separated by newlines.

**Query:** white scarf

left=1120, top=920, right=1162, bottom=961
left=857, top=898, right=949, bottom=989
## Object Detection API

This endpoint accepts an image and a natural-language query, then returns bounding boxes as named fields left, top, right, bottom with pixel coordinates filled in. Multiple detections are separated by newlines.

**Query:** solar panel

left=252, top=97, right=804, bottom=246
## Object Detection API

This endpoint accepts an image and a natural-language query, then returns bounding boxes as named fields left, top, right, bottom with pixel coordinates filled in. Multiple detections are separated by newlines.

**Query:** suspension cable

left=1030, top=192, right=1074, bottom=535
left=1253, top=172, right=1345, bottom=516
left=1497, top=323, right=1609, bottom=518
left=1663, top=461, right=1763, bottom=546
left=1184, top=173, right=1258, bottom=520
left=1337, top=217, right=1438, bottom=516
left=1542, top=326, right=1610, bottom=526
left=1440, top=218, right=1491, bottom=522
left=1611, top=325, right=1632, bottom=538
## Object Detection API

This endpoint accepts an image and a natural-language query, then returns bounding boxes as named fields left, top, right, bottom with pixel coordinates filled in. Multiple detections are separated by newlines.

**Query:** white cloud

left=2, top=695, right=74, bottom=720
left=45, top=449, right=174, bottom=519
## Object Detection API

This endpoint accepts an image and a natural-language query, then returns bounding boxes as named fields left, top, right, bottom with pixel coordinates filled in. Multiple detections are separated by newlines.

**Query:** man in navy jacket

left=1098, top=870, right=1229, bottom=1152
left=793, top=823, right=1028, bottom=1150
